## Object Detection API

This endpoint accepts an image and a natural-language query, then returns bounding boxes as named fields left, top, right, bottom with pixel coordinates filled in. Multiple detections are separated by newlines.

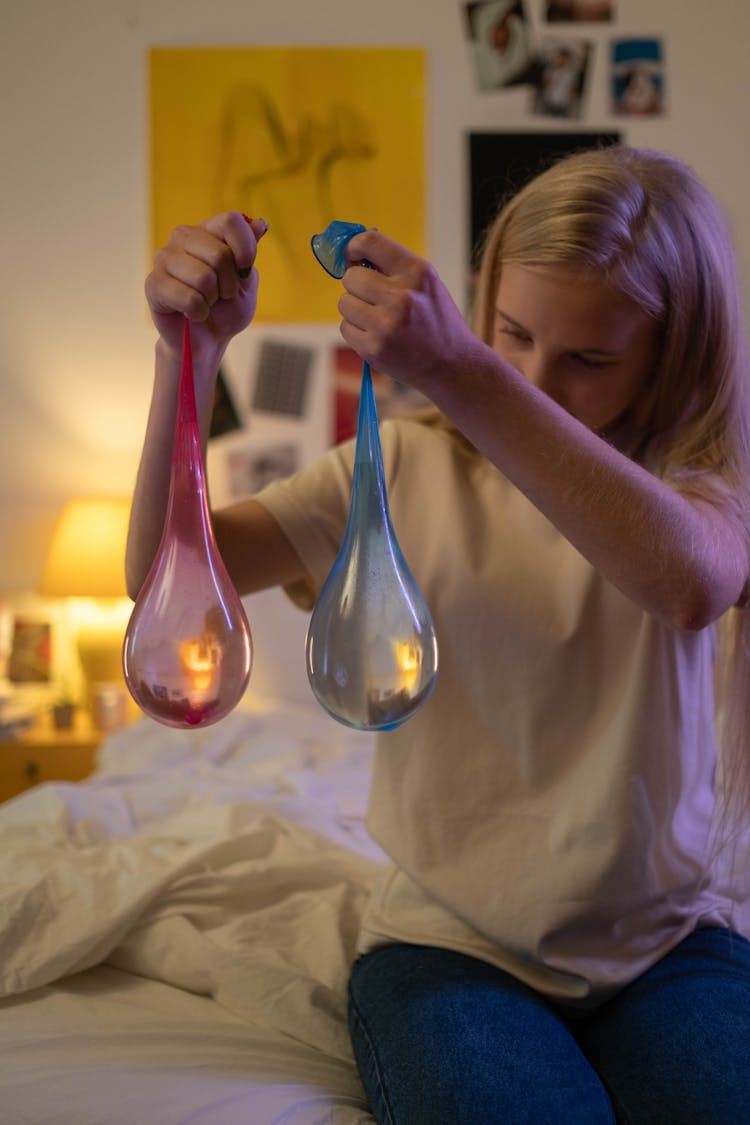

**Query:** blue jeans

left=348, top=928, right=750, bottom=1124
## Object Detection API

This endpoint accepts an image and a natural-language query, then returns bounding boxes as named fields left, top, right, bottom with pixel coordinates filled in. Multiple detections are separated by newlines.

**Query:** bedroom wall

left=2, top=0, right=749, bottom=703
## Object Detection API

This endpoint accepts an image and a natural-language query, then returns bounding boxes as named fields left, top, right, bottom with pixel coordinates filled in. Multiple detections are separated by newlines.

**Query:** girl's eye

left=502, top=327, right=531, bottom=344
left=569, top=353, right=611, bottom=370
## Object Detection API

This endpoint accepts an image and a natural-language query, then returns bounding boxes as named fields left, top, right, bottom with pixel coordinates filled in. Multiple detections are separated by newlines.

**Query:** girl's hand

left=338, top=230, right=480, bottom=396
left=145, top=212, right=268, bottom=364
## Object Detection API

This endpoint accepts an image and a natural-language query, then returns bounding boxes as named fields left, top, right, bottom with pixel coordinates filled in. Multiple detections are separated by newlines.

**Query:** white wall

left=2, top=0, right=750, bottom=696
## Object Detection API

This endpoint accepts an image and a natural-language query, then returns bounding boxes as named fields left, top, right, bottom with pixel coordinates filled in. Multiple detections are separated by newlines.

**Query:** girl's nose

left=519, top=350, right=552, bottom=391
left=517, top=352, right=567, bottom=410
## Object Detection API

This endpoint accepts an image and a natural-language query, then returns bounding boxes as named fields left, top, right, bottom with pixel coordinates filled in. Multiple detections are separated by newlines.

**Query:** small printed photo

left=611, top=38, right=665, bottom=116
left=468, top=130, right=622, bottom=285
left=531, top=39, right=592, bottom=118
left=332, top=346, right=430, bottom=446
left=332, top=346, right=364, bottom=445
left=226, top=442, right=300, bottom=499
left=464, top=1, right=537, bottom=91
left=252, top=339, right=314, bottom=418
left=209, top=367, right=243, bottom=439
left=545, top=0, right=614, bottom=21
left=8, top=619, right=52, bottom=683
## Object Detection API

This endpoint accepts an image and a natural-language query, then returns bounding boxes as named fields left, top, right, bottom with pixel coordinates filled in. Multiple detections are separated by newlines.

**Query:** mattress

left=0, top=702, right=383, bottom=1123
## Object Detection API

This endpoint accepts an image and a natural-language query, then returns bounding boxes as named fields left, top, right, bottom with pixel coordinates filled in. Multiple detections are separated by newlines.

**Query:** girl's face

left=492, top=263, right=660, bottom=434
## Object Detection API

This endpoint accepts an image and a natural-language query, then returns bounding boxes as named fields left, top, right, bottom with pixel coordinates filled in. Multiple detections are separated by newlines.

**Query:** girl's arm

left=338, top=230, right=749, bottom=630
left=126, top=212, right=307, bottom=600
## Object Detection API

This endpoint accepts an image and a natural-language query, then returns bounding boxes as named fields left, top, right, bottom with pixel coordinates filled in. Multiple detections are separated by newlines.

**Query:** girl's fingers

left=167, top=213, right=265, bottom=298
left=237, top=217, right=269, bottom=278
left=149, top=212, right=269, bottom=319
left=339, top=319, right=369, bottom=359
left=202, top=212, right=268, bottom=288
left=151, top=244, right=222, bottom=313
left=145, top=266, right=211, bottom=323
left=338, top=289, right=378, bottom=333
left=182, top=223, right=243, bottom=302
left=344, top=229, right=416, bottom=278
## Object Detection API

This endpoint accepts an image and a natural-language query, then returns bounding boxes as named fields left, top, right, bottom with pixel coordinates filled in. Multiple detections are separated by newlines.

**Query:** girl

left=128, top=146, right=750, bottom=1123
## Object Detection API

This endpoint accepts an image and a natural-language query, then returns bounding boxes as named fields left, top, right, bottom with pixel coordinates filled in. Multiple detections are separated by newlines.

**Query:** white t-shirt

left=256, top=412, right=746, bottom=1003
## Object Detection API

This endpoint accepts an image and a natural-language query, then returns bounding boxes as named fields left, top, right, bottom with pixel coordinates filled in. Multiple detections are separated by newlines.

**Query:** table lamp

left=38, top=497, right=133, bottom=702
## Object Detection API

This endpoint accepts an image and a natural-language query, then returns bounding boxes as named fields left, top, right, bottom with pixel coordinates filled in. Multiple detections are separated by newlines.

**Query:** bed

left=0, top=658, right=384, bottom=1123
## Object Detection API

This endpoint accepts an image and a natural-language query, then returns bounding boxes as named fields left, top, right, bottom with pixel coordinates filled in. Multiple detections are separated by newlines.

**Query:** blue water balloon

left=306, top=222, right=438, bottom=730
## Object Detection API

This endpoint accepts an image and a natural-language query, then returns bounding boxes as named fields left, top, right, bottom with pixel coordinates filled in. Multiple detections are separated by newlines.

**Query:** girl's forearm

left=432, top=341, right=748, bottom=630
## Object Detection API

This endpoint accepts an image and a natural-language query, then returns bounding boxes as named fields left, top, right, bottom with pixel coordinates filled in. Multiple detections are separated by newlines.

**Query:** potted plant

left=52, top=680, right=76, bottom=730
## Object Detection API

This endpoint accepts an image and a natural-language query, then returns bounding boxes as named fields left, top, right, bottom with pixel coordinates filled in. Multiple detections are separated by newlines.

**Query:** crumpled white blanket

left=0, top=704, right=384, bottom=1062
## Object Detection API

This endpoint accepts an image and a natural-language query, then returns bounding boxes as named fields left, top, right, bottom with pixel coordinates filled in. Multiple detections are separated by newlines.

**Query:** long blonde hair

left=473, top=144, right=750, bottom=826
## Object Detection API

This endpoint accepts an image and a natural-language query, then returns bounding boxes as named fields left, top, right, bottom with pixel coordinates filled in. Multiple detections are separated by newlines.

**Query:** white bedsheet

left=1, top=966, right=374, bottom=1124
left=0, top=703, right=384, bottom=1123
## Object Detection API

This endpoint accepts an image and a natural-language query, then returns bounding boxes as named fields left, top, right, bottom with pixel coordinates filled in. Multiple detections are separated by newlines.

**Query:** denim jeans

left=348, top=928, right=750, bottom=1124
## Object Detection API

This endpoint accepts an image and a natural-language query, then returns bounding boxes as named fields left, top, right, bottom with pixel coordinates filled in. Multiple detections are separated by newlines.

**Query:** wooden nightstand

left=0, top=710, right=104, bottom=802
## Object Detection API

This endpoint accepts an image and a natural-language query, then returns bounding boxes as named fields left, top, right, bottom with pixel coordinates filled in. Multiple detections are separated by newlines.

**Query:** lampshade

left=39, top=497, right=131, bottom=599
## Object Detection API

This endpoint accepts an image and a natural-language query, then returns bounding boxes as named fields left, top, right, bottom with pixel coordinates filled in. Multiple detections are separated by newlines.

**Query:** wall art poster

left=150, top=47, right=425, bottom=323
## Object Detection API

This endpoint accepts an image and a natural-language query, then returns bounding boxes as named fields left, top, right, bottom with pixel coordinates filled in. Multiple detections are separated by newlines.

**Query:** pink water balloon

left=123, top=319, right=252, bottom=728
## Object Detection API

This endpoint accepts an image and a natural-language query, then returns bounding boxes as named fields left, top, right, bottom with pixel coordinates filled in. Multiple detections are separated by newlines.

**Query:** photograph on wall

left=464, top=1, right=537, bottom=90
left=468, top=131, right=621, bottom=272
left=545, top=1, right=614, bottom=21
left=531, top=39, right=592, bottom=118
left=226, top=442, right=301, bottom=500
left=7, top=618, right=52, bottom=683
left=0, top=599, right=11, bottom=681
left=611, top=39, right=665, bottom=116
left=332, top=345, right=364, bottom=445
left=150, top=47, right=425, bottom=323
left=209, top=367, right=243, bottom=440
left=332, top=345, right=431, bottom=446
left=252, top=339, right=314, bottom=418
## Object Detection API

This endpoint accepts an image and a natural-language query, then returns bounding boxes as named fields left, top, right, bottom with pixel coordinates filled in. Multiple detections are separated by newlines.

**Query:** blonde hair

left=473, top=144, right=750, bottom=827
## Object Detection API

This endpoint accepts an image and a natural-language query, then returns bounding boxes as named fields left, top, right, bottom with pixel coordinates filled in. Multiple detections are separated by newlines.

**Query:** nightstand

left=0, top=710, right=104, bottom=802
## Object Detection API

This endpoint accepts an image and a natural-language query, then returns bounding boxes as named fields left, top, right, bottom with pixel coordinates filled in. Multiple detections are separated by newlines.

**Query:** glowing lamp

left=38, top=497, right=132, bottom=696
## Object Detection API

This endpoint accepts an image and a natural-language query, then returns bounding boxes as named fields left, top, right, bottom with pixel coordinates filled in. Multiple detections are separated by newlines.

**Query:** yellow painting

left=150, top=47, right=425, bottom=322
